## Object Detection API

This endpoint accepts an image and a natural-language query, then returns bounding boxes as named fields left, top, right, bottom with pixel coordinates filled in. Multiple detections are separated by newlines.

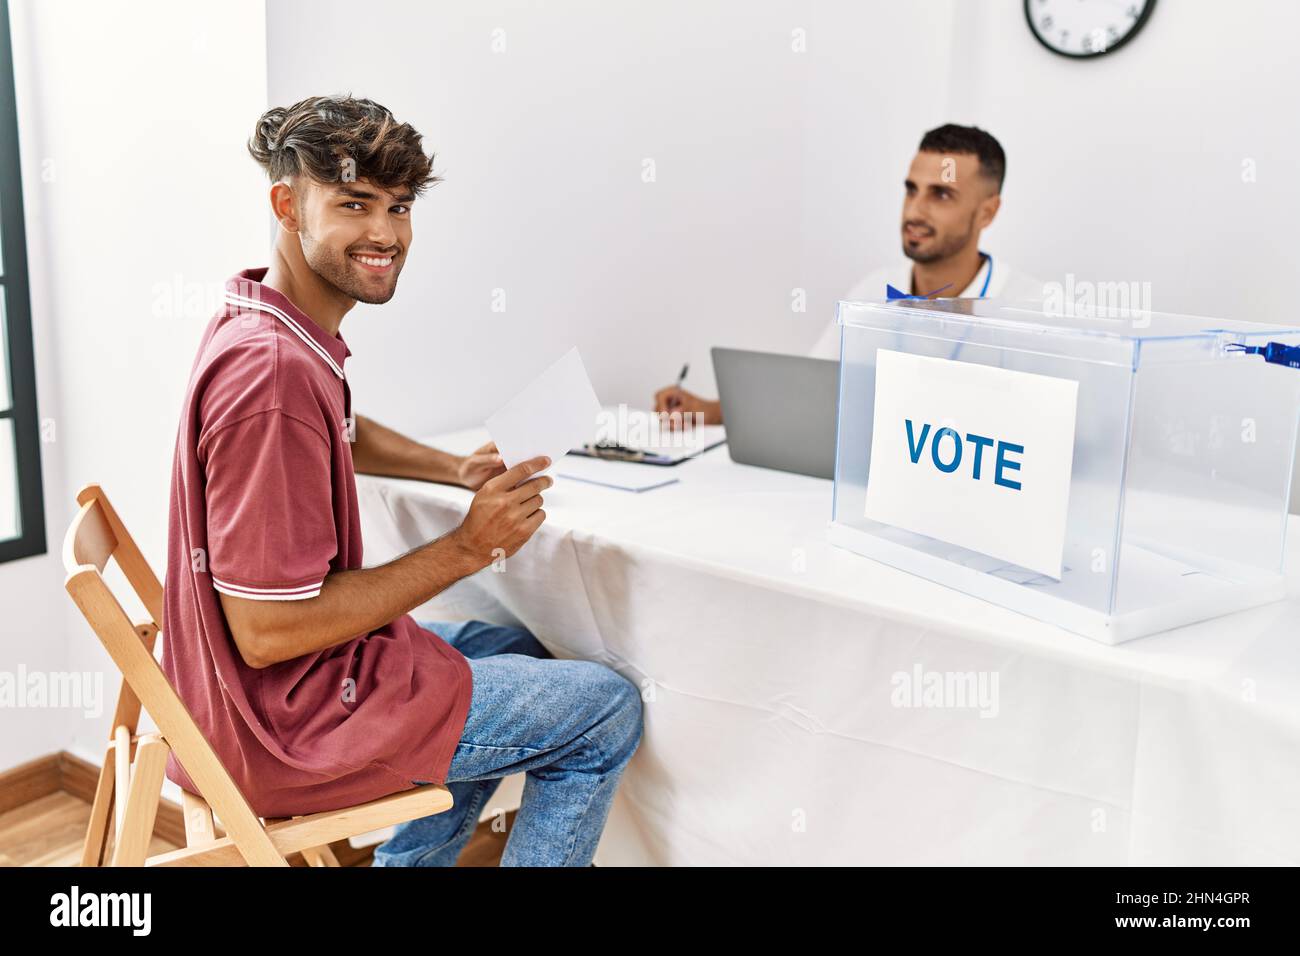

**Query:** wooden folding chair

left=62, top=483, right=453, bottom=866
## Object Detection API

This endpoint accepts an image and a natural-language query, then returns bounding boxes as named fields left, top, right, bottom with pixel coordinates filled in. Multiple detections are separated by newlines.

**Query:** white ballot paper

left=485, top=346, right=602, bottom=477
left=556, top=455, right=680, bottom=492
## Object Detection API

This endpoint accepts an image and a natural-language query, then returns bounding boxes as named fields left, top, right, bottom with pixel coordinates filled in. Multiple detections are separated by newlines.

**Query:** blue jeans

left=370, top=620, right=644, bottom=867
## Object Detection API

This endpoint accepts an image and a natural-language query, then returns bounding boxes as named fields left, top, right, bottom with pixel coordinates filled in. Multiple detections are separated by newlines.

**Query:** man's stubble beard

left=901, top=210, right=978, bottom=265
left=300, top=230, right=400, bottom=305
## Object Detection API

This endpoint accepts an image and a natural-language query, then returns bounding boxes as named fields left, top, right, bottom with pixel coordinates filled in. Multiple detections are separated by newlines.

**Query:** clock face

left=1024, top=0, right=1157, bottom=58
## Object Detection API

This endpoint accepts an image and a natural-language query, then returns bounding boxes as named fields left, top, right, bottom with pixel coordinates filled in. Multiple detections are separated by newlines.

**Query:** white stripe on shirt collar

left=223, top=290, right=346, bottom=380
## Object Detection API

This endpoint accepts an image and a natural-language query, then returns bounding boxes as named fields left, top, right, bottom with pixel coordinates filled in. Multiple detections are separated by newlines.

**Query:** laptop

left=711, top=346, right=840, bottom=479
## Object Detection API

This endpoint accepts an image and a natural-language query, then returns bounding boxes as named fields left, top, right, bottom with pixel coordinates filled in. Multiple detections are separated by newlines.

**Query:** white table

left=356, top=429, right=1300, bottom=865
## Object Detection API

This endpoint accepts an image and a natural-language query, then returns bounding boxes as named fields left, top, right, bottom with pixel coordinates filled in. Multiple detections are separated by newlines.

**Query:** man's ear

left=975, top=191, right=1001, bottom=232
left=269, top=179, right=300, bottom=233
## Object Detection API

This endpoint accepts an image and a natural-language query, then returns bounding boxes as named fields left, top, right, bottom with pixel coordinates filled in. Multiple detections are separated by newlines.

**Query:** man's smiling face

left=295, top=177, right=414, bottom=305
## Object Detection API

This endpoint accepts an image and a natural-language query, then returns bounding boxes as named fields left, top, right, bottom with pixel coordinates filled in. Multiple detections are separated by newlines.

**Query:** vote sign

left=863, top=349, right=1079, bottom=579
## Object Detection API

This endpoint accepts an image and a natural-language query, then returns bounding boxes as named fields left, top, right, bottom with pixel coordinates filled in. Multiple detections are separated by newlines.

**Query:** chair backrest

left=62, top=483, right=284, bottom=865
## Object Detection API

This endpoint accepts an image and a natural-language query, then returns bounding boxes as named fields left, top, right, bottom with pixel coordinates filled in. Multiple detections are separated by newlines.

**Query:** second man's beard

left=902, top=226, right=973, bottom=264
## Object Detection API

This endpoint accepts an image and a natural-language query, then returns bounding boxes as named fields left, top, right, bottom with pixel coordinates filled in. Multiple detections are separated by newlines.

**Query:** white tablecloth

left=356, top=429, right=1300, bottom=865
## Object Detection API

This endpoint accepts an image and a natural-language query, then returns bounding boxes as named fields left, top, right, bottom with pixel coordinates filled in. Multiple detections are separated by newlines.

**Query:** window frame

left=0, top=0, right=46, bottom=564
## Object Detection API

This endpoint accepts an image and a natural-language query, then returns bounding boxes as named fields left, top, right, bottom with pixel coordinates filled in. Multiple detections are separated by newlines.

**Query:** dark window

left=0, top=0, right=46, bottom=563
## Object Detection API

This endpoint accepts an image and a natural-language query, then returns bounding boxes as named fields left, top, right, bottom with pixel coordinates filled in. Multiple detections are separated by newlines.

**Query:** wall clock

left=1024, top=0, right=1157, bottom=58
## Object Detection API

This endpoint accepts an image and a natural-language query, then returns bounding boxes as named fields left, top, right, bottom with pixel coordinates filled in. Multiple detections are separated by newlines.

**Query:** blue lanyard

left=884, top=252, right=994, bottom=359
left=947, top=254, right=991, bottom=359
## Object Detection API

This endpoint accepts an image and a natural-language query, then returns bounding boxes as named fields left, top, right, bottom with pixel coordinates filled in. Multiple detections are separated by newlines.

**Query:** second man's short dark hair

left=918, top=124, right=1005, bottom=194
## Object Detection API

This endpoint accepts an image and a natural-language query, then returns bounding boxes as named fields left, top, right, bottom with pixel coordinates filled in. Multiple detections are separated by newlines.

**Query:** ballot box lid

left=835, top=297, right=1300, bottom=368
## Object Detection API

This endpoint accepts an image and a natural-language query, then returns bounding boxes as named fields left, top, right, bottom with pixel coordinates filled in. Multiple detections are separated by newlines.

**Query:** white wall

left=0, top=0, right=71, bottom=772
left=263, top=0, right=958, bottom=429
left=3, top=0, right=269, bottom=780
left=944, top=0, right=1300, bottom=324
left=267, top=0, right=813, bottom=430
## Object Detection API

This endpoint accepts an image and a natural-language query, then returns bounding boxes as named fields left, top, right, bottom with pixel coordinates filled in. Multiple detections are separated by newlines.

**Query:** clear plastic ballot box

left=828, top=298, right=1300, bottom=643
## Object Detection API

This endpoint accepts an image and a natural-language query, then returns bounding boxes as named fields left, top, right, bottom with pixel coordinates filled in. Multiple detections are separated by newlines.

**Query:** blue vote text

left=903, top=419, right=1023, bottom=491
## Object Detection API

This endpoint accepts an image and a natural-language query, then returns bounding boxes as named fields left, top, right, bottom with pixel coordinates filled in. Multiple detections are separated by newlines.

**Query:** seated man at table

left=653, top=123, right=1045, bottom=424
left=161, top=94, right=642, bottom=866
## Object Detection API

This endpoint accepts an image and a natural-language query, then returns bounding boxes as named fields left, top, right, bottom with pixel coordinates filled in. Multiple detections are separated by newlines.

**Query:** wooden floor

left=0, top=789, right=516, bottom=867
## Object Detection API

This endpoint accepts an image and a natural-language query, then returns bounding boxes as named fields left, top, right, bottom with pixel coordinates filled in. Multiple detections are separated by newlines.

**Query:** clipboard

left=570, top=436, right=726, bottom=466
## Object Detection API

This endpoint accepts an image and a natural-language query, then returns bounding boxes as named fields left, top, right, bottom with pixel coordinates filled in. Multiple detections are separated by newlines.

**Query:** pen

left=667, top=362, right=690, bottom=412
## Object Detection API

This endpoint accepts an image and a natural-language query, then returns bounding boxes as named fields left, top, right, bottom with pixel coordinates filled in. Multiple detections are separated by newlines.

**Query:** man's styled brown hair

left=247, top=93, right=442, bottom=196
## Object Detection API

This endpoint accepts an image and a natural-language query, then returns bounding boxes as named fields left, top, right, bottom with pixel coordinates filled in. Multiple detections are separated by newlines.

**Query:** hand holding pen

left=652, top=363, right=725, bottom=429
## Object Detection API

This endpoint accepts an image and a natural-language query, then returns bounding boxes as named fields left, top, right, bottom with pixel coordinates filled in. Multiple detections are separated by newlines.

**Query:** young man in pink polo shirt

left=161, top=94, right=642, bottom=866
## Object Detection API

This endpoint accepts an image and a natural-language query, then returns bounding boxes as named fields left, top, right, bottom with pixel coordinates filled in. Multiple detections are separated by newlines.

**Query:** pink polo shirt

left=160, top=266, right=472, bottom=817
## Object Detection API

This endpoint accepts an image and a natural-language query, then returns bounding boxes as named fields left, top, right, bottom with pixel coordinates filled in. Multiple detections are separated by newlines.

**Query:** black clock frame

left=1023, top=0, right=1158, bottom=59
